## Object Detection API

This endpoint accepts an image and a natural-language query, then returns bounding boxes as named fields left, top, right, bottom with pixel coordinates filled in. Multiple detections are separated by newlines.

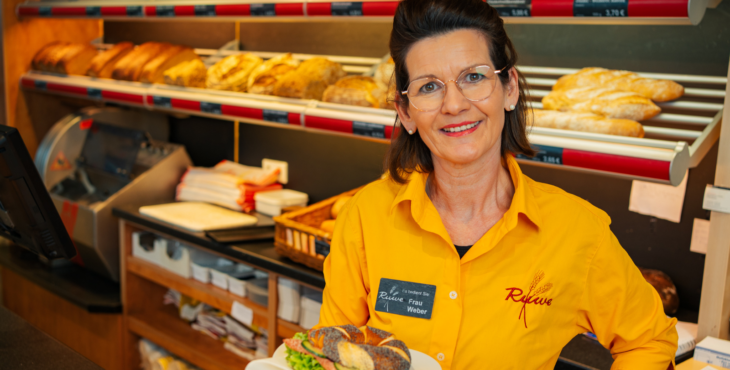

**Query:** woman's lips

left=440, top=121, right=481, bottom=137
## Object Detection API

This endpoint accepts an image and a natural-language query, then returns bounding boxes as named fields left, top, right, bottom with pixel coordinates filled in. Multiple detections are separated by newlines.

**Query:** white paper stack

left=176, top=160, right=282, bottom=212
left=277, top=278, right=301, bottom=323
left=676, top=321, right=698, bottom=357
left=300, top=287, right=323, bottom=330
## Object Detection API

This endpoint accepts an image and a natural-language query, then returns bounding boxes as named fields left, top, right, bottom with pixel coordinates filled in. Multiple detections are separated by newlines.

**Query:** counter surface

left=0, top=305, right=103, bottom=370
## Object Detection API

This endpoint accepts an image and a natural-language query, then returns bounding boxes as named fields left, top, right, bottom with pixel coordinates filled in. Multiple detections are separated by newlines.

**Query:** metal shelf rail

left=16, top=0, right=715, bottom=25
left=20, top=50, right=726, bottom=186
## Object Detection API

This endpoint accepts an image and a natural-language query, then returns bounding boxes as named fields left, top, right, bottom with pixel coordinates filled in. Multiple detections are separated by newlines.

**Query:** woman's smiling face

left=395, top=29, right=519, bottom=167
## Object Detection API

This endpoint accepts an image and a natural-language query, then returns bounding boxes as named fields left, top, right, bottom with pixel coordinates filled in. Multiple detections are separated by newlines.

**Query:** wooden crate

left=273, top=187, right=361, bottom=271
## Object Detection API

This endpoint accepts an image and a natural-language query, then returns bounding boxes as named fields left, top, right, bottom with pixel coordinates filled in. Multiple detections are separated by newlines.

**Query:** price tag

left=574, top=0, right=628, bottom=17
left=332, top=2, right=363, bottom=16
left=201, top=102, right=222, bottom=114
left=39, top=6, right=51, bottom=16
left=314, top=239, right=330, bottom=257
left=87, top=88, right=102, bottom=99
left=495, top=6, right=531, bottom=17
left=231, top=301, right=254, bottom=326
left=34, top=80, right=47, bottom=90
left=703, top=185, right=730, bottom=214
left=516, top=145, right=563, bottom=165
left=86, top=6, right=101, bottom=16
left=353, top=121, right=386, bottom=139
left=155, top=5, right=175, bottom=16
left=152, top=96, right=172, bottom=108
left=195, top=5, right=216, bottom=16
left=263, top=109, right=289, bottom=123
left=250, top=3, right=276, bottom=16
left=126, top=6, right=143, bottom=16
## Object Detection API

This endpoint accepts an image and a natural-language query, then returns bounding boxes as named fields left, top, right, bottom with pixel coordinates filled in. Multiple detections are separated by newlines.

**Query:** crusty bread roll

left=322, top=76, right=387, bottom=108
left=140, top=46, right=199, bottom=84
left=247, top=53, right=300, bottom=95
left=87, top=42, right=134, bottom=79
left=206, top=53, right=263, bottom=92
left=111, top=42, right=170, bottom=81
left=554, top=67, right=684, bottom=102
left=32, top=41, right=67, bottom=71
left=164, top=59, right=207, bottom=88
left=542, top=86, right=661, bottom=121
left=296, top=57, right=346, bottom=85
left=530, top=109, right=644, bottom=138
left=273, top=57, right=346, bottom=99
left=56, top=43, right=97, bottom=75
left=640, top=268, right=679, bottom=315
left=330, top=195, right=352, bottom=219
left=374, top=57, right=394, bottom=87
left=43, top=43, right=76, bottom=73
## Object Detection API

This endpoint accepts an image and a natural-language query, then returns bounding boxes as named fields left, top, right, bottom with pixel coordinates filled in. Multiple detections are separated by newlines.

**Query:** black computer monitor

left=0, top=124, right=76, bottom=259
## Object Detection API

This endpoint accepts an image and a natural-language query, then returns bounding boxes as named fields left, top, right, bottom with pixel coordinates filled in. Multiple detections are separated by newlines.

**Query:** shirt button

left=437, top=353, right=445, bottom=361
left=449, top=291, right=458, bottom=299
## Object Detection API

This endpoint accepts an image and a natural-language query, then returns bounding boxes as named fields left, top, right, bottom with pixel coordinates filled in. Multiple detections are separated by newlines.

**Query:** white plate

left=245, top=343, right=442, bottom=370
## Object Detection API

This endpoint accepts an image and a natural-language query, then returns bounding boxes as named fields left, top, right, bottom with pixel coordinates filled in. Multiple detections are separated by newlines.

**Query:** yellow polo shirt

left=318, top=155, right=677, bottom=370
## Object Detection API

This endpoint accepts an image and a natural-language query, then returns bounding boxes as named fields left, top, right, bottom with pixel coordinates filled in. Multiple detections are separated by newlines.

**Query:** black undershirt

left=454, top=245, right=472, bottom=259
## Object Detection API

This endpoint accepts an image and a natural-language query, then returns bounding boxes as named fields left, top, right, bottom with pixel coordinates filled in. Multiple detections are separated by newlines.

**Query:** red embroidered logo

left=505, top=270, right=553, bottom=328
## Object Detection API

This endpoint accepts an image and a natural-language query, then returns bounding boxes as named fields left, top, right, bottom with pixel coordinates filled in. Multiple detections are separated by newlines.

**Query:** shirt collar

left=390, top=155, right=542, bottom=231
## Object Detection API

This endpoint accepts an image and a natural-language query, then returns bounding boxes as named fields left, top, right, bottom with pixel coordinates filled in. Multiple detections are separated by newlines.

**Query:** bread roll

left=530, top=109, right=644, bottom=138
left=140, top=46, right=199, bottom=84
left=56, top=43, right=97, bottom=75
left=42, top=43, right=76, bottom=73
left=296, top=57, right=346, bottom=85
left=273, top=57, right=346, bottom=99
left=330, top=195, right=352, bottom=219
left=542, top=86, right=661, bottom=121
left=639, top=268, right=679, bottom=315
left=206, top=53, right=263, bottom=92
left=32, top=41, right=67, bottom=71
left=247, top=53, right=300, bottom=95
left=164, top=59, right=207, bottom=88
left=374, top=57, right=394, bottom=87
left=554, top=67, right=684, bottom=102
left=322, top=76, right=387, bottom=108
left=87, top=42, right=134, bottom=78
left=111, top=42, right=170, bottom=81
left=320, top=219, right=336, bottom=234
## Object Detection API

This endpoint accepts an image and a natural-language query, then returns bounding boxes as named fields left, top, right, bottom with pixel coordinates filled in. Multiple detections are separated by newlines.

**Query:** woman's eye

left=419, top=82, right=439, bottom=94
left=466, top=73, right=485, bottom=82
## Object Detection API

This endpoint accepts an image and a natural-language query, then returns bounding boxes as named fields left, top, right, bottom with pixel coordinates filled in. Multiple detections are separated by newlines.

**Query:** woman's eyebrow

left=410, top=63, right=494, bottom=81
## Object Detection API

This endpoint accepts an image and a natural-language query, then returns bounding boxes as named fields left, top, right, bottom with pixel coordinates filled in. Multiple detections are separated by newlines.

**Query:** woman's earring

left=408, top=130, right=414, bottom=135
left=509, top=104, right=515, bottom=111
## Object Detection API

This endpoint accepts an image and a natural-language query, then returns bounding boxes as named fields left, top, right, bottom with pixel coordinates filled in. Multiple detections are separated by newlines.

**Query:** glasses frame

left=401, top=65, right=506, bottom=112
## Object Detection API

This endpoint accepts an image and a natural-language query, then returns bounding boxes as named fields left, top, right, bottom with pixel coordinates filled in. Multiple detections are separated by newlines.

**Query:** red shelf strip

left=562, top=149, right=670, bottom=181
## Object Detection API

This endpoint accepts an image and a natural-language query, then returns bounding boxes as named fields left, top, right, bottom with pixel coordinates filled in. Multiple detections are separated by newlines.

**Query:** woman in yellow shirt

left=317, top=0, right=678, bottom=369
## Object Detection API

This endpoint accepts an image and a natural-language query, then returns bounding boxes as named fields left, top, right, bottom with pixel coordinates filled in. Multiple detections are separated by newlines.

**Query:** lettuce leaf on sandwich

left=285, top=332, right=325, bottom=370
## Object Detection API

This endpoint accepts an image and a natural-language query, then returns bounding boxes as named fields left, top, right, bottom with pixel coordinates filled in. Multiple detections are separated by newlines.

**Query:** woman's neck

left=428, top=149, right=515, bottom=226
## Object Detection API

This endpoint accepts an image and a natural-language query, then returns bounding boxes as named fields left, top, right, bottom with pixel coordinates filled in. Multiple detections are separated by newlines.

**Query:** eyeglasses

left=401, top=65, right=505, bottom=112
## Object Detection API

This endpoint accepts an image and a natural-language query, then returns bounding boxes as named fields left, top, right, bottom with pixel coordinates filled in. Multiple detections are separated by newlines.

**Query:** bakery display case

left=3, top=0, right=730, bottom=369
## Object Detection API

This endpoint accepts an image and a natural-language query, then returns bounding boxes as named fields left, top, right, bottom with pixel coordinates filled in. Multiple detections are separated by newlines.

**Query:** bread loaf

left=164, top=59, right=207, bottom=88
left=56, top=43, right=97, bottom=75
left=139, top=46, right=199, bottom=84
left=87, top=42, right=134, bottom=78
left=273, top=57, right=346, bottom=100
left=322, top=76, right=387, bottom=108
left=247, top=53, right=300, bottom=95
left=542, top=86, right=661, bottom=121
left=111, top=42, right=170, bottom=81
left=530, top=109, right=644, bottom=138
left=206, top=53, right=263, bottom=92
left=32, top=41, right=67, bottom=71
left=554, top=67, right=684, bottom=102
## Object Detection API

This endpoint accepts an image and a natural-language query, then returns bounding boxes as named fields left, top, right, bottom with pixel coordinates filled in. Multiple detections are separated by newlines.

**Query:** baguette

left=43, top=43, right=75, bottom=73
left=206, top=53, right=263, bottom=92
left=111, top=42, right=170, bottom=81
left=87, top=42, right=134, bottom=78
left=554, top=67, right=684, bottom=102
left=530, top=109, right=644, bottom=138
left=32, top=41, right=67, bottom=71
left=139, top=46, right=199, bottom=84
left=322, top=76, right=386, bottom=108
left=247, top=53, right=300, bottom=95
left=542, top=86, right=661, bottom=121
left=56, top=43, right=97, bottom=75
left=164, top=59, right=207, bottom=88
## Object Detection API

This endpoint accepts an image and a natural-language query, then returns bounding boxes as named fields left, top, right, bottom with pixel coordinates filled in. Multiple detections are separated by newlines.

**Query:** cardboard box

left=695, top=337, right=730, bottom=368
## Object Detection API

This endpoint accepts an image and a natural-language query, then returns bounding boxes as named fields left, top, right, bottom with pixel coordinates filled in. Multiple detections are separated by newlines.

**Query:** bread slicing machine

left=34, top=107, right=192, bottom=281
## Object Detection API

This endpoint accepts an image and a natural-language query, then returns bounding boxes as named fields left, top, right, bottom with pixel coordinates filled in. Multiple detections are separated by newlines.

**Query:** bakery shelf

left=15, top=0, right=714, bottom=25
left=127, top=304, right=252, bottom=370
left=21, top=53, right=725, bottom=185
left=127, top=255, right=270, bottom=329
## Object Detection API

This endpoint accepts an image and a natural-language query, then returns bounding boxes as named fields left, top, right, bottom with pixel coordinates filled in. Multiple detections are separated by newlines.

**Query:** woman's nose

left=441, top=80, right=471, bottom=116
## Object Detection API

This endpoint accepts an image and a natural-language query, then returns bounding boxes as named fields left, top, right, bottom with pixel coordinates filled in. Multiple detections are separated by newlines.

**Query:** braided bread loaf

left=308, top=325, right=411, bottom=370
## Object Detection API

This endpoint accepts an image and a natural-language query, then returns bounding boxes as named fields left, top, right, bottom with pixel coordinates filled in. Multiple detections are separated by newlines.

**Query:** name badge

left=374, top=278, right=436, bottom=319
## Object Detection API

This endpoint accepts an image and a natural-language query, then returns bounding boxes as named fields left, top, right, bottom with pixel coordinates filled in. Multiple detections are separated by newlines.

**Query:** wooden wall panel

left=2, top=0, right=100, bottom=156
left=2, top=269, right=123, bottom=370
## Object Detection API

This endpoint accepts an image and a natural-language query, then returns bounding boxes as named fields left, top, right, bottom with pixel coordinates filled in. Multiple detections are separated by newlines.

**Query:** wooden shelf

left=128, top=304, right=253, bottom=370
left=277, top=319, right=305, bottom=339
left=127, top=255, right=269, bottom=329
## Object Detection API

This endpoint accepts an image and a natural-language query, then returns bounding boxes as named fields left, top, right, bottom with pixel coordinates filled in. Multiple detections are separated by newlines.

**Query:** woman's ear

left=394, top=101, right=417, bottom=134
left=504, top=67, right=520, bottom=110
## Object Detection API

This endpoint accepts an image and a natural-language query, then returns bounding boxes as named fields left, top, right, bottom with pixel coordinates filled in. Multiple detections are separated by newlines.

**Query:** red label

left=532, top=0, right=573, bottom=16
left=51, top=7, right=86, bottom=16
left=175, top=5, right=195, bottom=16
left=288, top=112, right=301, bottom=125
left=362, top=1, right=399, bottom=16
left=275, top=3, right=304, bottom=16
left=144, top=6, right=156, bottom=16
left=102, top=91, right=145, bottom=105
left=562, top=149, right=670, bottom=180
left=46, top=83, right=87, bottom=96
left=79, top=119, right=93, bottom=130
left=385, top=125, right=394, bottom=139
left=306, top=2, right=331, bottom=15
left=17, top=6, right=40, bottom=16
left=221, top=105, right=264, bottom=120
left=628, top=0, right=687, bottom=17
left=305, top=116, right=353, bottom=134
left=171, top=98, right=201, bottom=111
left=101, top=6, right=128, bottom=16
left=215, top=4, right=251, bottom=16
left=20, top=78, right=35, bottom=89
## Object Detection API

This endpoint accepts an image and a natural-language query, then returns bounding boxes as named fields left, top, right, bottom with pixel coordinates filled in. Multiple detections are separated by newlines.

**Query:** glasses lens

left=457, top=66, right=497, bottom=101
left=407, top=78, right=445, bottom=111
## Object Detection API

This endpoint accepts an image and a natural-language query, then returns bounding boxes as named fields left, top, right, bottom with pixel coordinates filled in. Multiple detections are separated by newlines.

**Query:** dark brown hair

left=385, top=0, right=535, bottom=184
